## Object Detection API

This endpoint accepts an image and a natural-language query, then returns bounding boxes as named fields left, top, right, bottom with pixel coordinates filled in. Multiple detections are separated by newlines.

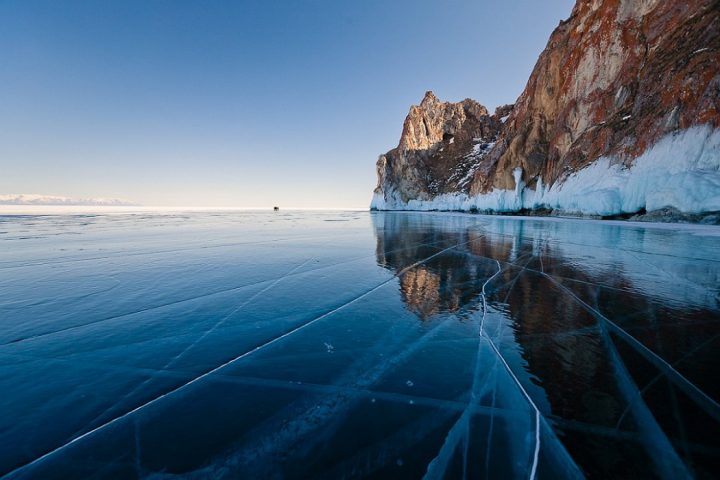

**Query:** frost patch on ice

left=372, top=126, right=720, bottom=216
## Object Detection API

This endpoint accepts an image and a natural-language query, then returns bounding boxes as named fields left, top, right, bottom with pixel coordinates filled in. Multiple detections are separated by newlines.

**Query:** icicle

left=513, top=167, right=523, bottom=197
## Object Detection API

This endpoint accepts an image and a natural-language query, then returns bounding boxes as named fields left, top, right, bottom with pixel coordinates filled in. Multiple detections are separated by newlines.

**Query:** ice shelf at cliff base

left=372, top=126, right=720, bottom=216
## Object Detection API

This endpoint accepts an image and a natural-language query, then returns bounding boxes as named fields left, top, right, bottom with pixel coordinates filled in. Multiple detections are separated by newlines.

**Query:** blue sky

left=1, top=0, right=574, bottom=208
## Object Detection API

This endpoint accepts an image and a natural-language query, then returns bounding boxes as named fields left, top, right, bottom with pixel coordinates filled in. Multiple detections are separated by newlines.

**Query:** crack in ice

left=480, top=260, right=502, bottom=335
left=0, top=238, right=448, bottom=347
left=70, top=256, right=318, bottom=438
left=544, top=273, right=720, bottom=423
left=424, top=255, right=551, bottom=480
left=0, top=239, right=476, bottom=479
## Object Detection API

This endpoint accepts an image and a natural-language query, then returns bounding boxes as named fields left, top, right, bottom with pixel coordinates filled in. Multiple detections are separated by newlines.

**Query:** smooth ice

left=0, top=210, right=719, bottom=479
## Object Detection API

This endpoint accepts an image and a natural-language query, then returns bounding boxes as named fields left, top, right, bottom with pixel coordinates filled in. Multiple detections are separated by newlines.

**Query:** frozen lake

left=1, top=210, right=719, bottom=479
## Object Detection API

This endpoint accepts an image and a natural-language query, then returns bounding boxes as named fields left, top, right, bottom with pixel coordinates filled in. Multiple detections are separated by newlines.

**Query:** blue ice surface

left=0, top=210, right=719, bottom=479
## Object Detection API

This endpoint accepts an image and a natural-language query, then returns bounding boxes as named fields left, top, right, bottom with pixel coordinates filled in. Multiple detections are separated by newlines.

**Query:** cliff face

left=373, top=92, right=511, bottom=205
left=372, top=0, right=720, bottom=216
left=480, top=0, right=720, bottom=193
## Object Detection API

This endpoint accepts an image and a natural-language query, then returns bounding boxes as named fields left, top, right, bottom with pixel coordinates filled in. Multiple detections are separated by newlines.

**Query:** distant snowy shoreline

left=0, top=194, right=138, bottom=207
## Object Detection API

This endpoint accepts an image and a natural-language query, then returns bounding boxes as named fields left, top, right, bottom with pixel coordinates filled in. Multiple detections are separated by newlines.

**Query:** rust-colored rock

left=473, top=0, right=720, bottom=195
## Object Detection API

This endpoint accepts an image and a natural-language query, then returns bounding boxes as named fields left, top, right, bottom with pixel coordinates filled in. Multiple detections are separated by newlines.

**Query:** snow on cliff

left=371, top=126, right=720, bottom=216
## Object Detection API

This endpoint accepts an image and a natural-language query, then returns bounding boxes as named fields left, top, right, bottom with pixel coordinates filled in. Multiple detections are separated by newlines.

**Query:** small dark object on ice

left=273, top=206, right=279, bottom=211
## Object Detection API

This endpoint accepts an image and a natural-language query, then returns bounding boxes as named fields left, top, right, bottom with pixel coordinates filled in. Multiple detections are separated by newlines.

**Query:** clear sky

left=1, top=0, right=574, bottom=208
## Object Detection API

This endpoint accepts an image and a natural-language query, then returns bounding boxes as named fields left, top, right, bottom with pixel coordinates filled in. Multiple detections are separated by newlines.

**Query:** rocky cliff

left=372, top=0, right=720, bottom=217
left=373, top=92, right=511, bottom=204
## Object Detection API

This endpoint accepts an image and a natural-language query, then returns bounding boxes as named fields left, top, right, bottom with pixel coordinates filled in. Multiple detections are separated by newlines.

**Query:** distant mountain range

left=0, top=194, right=139, bottom=206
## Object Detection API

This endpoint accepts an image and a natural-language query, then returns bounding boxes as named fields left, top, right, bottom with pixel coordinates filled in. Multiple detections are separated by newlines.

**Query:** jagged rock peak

left=398, top=92, right=490, bottom=152
left=419, top=90, right=439, bottom=107
left=372, top=92, right=508, bottom=206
